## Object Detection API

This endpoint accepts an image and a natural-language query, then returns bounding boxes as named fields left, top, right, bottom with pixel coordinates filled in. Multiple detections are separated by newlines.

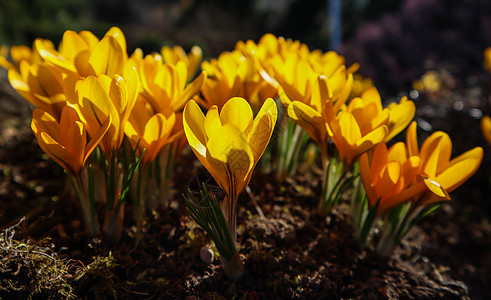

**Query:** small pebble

left=200, top=247, right=214, bottom=264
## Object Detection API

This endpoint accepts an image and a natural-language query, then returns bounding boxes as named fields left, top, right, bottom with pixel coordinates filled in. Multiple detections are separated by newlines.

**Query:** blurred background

left=2, top=0, right=490, bottom=94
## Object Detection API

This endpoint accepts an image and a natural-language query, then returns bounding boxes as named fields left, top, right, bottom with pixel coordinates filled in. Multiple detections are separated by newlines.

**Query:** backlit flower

left=125, top=97, right=179, bottom=163
left=183, top=97, right=278, bottom=199
left=200, top=51, right=276, bottom=111
left=360, top=142, right=420, bottom=215
left=138, top=55, right=205, bottom=113
left=161, top=45, right=203, bottom=81
left=71, top=68, right=139, bottom=156
left=31, top=105, right=110, bottom=175
left=325, top=90, right=388, bottom=167
left=406, top=121, right=483, bottom=205
left=35, top=27, right=127, bottom=78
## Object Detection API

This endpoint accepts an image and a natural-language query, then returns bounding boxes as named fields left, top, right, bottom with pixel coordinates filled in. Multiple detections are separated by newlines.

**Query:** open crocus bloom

left=279, top=72, right=352, bottom=160
left=31, top=105, right=110, bottom=175
left=183, top=97, right=278, bottom=200
left=363, top=121, right=483, bottom=213
left=352, top=87, right=415, bottom=143
left=360, top=142, right=420, bottom=215
left=406, top=121, right=483, bottom=205
left=325, top=95, right=388, bottom=167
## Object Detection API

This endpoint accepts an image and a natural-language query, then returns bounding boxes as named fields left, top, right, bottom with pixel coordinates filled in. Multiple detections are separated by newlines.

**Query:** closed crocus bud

left=183, top=97, right=277, bottom=245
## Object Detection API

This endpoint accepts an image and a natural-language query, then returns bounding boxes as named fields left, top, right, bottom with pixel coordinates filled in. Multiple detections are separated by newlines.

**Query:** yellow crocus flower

left=360, top=142, right=421, bottom=215
left=200, top=50, right=276, bottom=111
left=161, top=45, right=203, bottom=81
left=8, top=61, right=66, bottom=119
left=349, top=87, right=415, bottom=143
left=139, top=55, right=205, bottom=113
left=125, top=97, right=179, bottom=163
left=35, top=27, right=127, bottom=78
left=183, top=97, right=278, bottom=243
left=406, top=121, right=483, bottom=205
left=72, top=68, right=139, bottom=157
left=0, top=44, right=40, bottom=71
left=481, top=115, right=491, bottom=145
left=31, top=105, right=110, bottom=175
left=325, top=91, right=388, bottom=167
left=383, top=122, right=483, bottom=208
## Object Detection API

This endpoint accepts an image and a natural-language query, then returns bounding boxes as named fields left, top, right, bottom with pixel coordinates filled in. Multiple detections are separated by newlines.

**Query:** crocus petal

left=59, top=106, right=84, bottom=161
left=423, top=178, right=450, bottom=200
left=370, top=143, right=389, bottom=185
left=248, top=97, right=278, bottom=163
left=354, top=124, right=387, bottom=150
left=84, top=114, right=111, bottom=165
left=204, top=105, right=222, bottom=140
left=183, top=100, right=208, bottom=159
left=35, top=39, right=77, bottom=75
left=376, top=162, right=402, bottom=198
left=220, top=97, right=253, bottom=134
left=77, top=76, right=118, bottom=139
left=380, top=182, right=427, bottom=214
left=287, top=100, right=326, bottom=146
left=206, top=124, right=254, bottom=197
left=385, top=98, right=415, bottom=142
left=433, top=147, right=483, bottom=193
left=419, top=135, right=443, bottom=178
left=104, top=27, right=127, bottom=56
left=88, top=36, right=124, bottom=76
left=360, top=153, right=379, bottom=207
left=406, top=121, right=419, bottom=157
left=59, top=30, right=90, bottom=62
left=173, top=71, right=206, bottom=111
left=32, top=108, right=61, bottom=141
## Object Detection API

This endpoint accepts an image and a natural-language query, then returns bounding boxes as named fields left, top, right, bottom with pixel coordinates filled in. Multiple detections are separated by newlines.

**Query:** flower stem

left=222, top=194, right=238, bottom=247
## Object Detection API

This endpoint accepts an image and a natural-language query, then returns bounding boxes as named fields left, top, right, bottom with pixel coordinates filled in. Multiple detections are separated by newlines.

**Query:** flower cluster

left=1, top=27, right=204, bottom=240
left=1, top=28, right=484, bottom=279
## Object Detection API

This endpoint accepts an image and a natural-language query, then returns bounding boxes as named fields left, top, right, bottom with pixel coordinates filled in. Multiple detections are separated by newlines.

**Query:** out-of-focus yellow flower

left=200, top=50, right=276, bottom=111
left=125, top=97, right=179, bottom=163
left=481, top=115, right=491, bottom=145
left=138, top=54, right=205, bottom=113
left=31, top=105, right=110, bottom=175
left=350, top=73, right=374, bottom=98
left=360, top=142, right=421, bottom=215
left=8, top=61, right=66, bottom=119
left=183, top=97, right=278, bottom=199
left=412, top=70, right=441, bottom=93
left=279, top=75, right=343, bottom=157
left=0, top=43, right=45, bottom=71
left=161, top=45, right=203, bottom=81
left=72, top=68, right=139, bottom=157
left=484, top=47, right=491, bottom=73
